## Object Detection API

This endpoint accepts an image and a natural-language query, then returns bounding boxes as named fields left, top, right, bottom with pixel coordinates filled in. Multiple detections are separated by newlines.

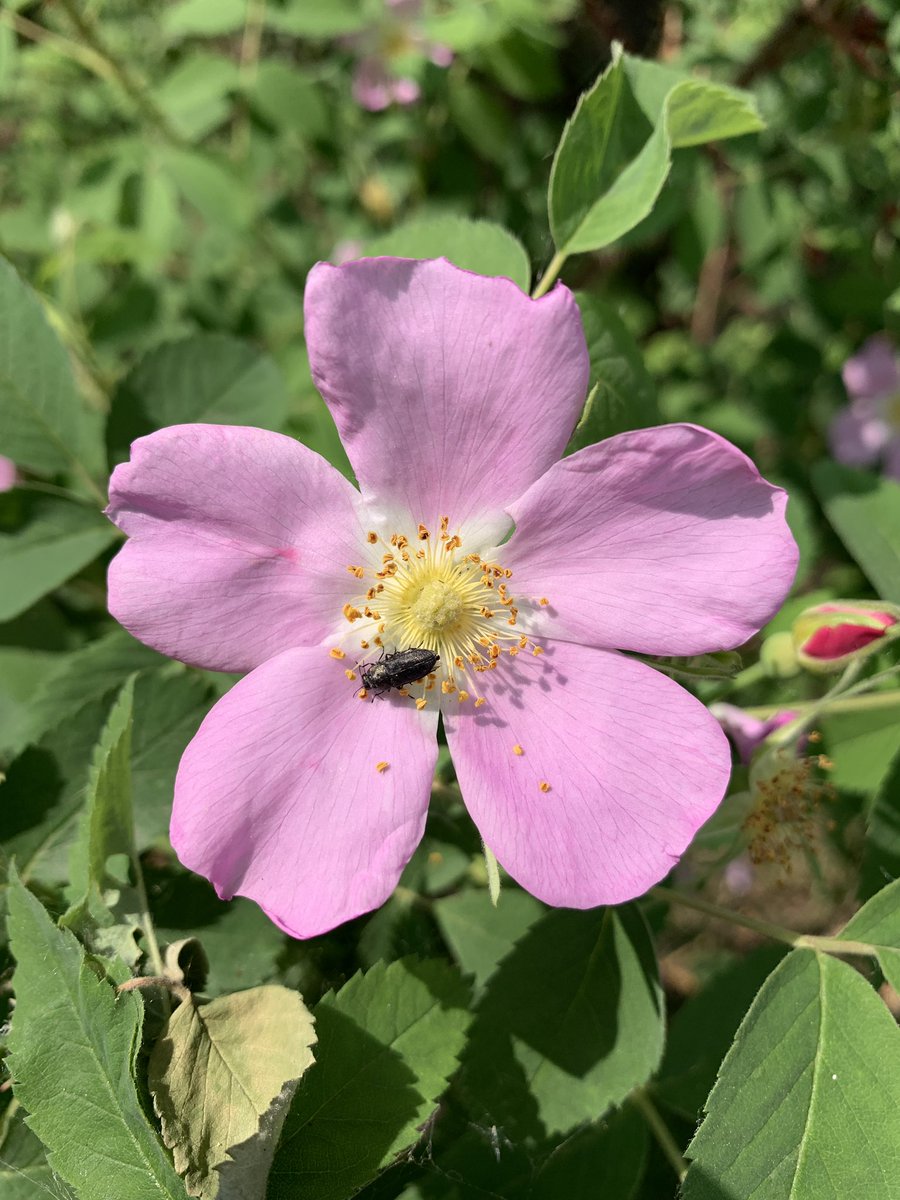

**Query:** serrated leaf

left=461, top=906, right=663, bottom=1138
left=549, top=47, right=763, bottom=255
left=365, top=216, right=531, bottom=293
left=861, top=746, right=900, bottom=899
left=11, top=628, right=164, bottom=760
left=838, top=878, right=900, bottom=993
left=269, top=958, right=471, bottom=1200
left=0, top=493, right=118, bottom=622
left=683, top=950, right=900, bottom=1199
left=811, top=461, right=900, bottom=602
left=150, top=985, right=316, bottom=1200
left=107, top=334, right=288, bottom=466
left=433, top=887, right=544, bottom=990
left=6, top=876, right=187, bottom=1200
left=0, top=258, right=104, bottom=482
left=0, top=1105, right=62, bottom=1200
left=65, top=677, right=136, bottom=910
left=567, top=293, right=659, bottom=451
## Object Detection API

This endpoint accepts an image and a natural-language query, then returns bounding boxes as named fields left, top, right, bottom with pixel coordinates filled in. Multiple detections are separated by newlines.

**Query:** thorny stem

left=630, top=1088, right=688, bottom=1182
left=56, top=0, right=188, bottom=146
left=0, top=7, right=112, bottom=78
left=650, top=886, right=882, bottom=959
left=531, top=250, right=568, bottom=299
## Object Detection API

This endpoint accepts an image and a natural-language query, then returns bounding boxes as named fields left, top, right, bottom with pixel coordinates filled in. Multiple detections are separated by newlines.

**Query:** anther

left=376, top=761, right=389, bottom=773
left=329, top=648, right=346, bottom=659
left=357, top=688, right=368, bottom=699
left=513, top=744, right=524, bottom=756
left=345, top=669, right=357, bottom=681
left=417, top=523, right=430, bottom=540
left=346, top=565, right=365, bottom=579
left=533, top=646, right=544, bottom=656
left=343, top=604, right=362, bottom=622
left=458, top=691, right=470, bottom=702
left=415, top=697, right=428, bottom=710
left=474, top=697, right=486, bottom=708
left=539, top=597, right=549, bottom=606
left=367, top=531, right=378, bottom=543
left=539, top=781, right=551, bottom=793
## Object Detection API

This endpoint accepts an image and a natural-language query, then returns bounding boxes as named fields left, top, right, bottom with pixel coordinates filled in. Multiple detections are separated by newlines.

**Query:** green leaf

left=266, top=0, right=368, bottom=38
left=838, top=878, right=900, bottom=993
left=567, top=293, right=659, bottom=452
left=269, top=958, right=471, bottom=1200
left=0, top=1105, right=60, bottom=1200
left=252, top=63, right=329, bottom=140
left=531, top=1106, right=648, bottom=1199
left=365, top=216, right=531, bottom=293
left=152, top=53, right=237, bottom=141
left=549, top=47, right=763, bottom=255
left=163, top=0, right=248, bottom=38
left=5, top=876, right=187, bottom=1200
left=654, top=945, right=786, bottom=1119
left=0, top=494, right=116, bottom=623
left=461, top=906, right=663, bottom=1137
left=861, top=747, right=900, bottom=899
left=811, top=461, right=900, bottom=602
left=11, top=629, right=163, bottom=760
left=108, top=334, right=288, bottom=465
left=161, top=148, right=253, bottom=231
left=818, top=705, right=900, bottom=795
left=150, top=985, right=316, bottom=1200
left=66, top=678, right=134, bottom=898
left=683, top=950, right=900, bottom=1199
left=0, top=257, right=103, bottom=482
left=433, top=887, right=544, bottom=990
left=0, top=646, right=58, bottom=762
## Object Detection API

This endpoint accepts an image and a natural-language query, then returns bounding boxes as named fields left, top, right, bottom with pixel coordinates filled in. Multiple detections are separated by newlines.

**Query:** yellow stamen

left=513, top=744, right=524, bottom=756
left=376, top=761, right=389, bottom=773
left=539, top=781, right=551, bottom=793
left=330, top=648, right=346, bottom=659
left=344, top=669, right=357, bottom=681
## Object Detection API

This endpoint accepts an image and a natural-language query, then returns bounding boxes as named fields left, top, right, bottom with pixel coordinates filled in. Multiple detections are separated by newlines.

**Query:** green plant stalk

left=744, top=688, right=900, bottom=719
left=56, top=0, right=188, bottom=146
left=650, top=886, right=881, bottom=959
left=630, top=1088, right=688, bottom=1181
left=531, top=250, right=568, bottom=299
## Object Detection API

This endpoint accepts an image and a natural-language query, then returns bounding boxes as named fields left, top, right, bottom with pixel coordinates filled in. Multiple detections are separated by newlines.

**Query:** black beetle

left=360, top=647, right=440, bottom=695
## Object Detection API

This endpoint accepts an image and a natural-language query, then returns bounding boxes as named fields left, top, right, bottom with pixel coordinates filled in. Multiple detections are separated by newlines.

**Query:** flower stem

left=650, top=886, right=880, bottom=959
left=630, top=1088, right=687, bottom=1182
left=531, top=250, right=568, bottom=299
left=744, top=688, right=900, bottom=720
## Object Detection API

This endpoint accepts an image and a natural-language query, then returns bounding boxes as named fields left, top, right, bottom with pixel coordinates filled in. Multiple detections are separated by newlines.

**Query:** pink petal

left=304, top=258, right=589, bottom=531
left=428, top=43, right=454, bottom=67
left=390, top=76, right=421, bottom=106
left=709, top=702, right=799, bottom=764
left=352, top=58, right=392, bottom=110
left=444, top=641, right=729, bottom=906
left=801, top=621, right=893, bottom=660
left=172, top=646, right=439, bottom=938
left=828, top=401, right=890, bottom=467
left=501, top=424, right=798, bottom=657
left=0, top=455, right=17, bottom=492
left=107, top=424, right=366, bottom=673
left=842, top=335, right=899, bottom=400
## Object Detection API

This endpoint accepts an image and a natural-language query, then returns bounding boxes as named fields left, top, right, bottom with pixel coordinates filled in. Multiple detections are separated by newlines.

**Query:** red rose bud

left=793, top=601, right=900, bottom=672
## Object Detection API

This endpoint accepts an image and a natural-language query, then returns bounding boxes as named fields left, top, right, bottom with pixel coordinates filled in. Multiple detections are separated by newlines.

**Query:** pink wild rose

left=829, top=335, right=900, bottom=479
left=346, top=0, right=452, bottom=111
left=105, top=258, right=799, bottom=938
left=709, top=702, right=801, bottom=765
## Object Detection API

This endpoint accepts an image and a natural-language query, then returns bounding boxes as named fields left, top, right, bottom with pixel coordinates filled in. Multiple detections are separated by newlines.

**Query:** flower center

left=331, top=516, right=547, bottom=708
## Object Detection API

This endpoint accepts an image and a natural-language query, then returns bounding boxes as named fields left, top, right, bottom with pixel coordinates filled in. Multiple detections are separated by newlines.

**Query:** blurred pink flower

left=345, top=0, right=452, bottom=111
left=106, top=257, right=798, bottom=938
left=710, top=702, right=800, bottom=764
left=793, top=599, right=899, bottom=671
left=829, top=335, right=900, bottom=479
left=0, top=456, right=17, bottom=492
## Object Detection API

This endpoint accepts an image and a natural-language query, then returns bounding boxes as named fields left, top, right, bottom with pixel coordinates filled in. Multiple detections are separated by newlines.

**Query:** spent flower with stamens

left=105, top=257, right=798, bottom=938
